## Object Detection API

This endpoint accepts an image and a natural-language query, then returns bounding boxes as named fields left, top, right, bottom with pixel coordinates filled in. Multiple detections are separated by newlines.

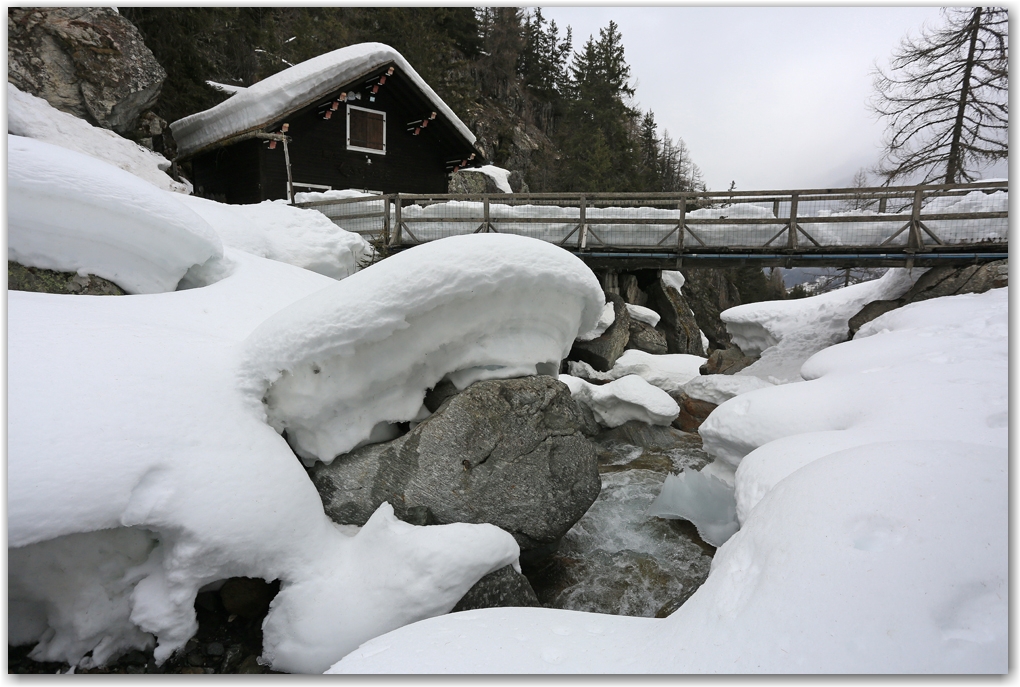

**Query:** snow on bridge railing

left=293, top=181, right=1008, bottom=258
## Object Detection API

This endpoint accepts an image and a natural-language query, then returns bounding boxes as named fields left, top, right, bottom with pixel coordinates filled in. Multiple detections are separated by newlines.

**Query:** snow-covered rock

left=242, top=233, right=605, bottom=463
left=456, top=165, right=514, bottom=193
left=8, top=248, right=520, bottom=673
left=577, top=301, right=616, bottom=341
left=607, top=349, right=706, bottom=393
left=681, top=375, right=773, bottom=406
left=723, top=267, right=918, bottom=383
left=177, top=194, right=372, bottom=280
left=560, top=374, right=679, bottom=428
left=8, top=135, right=222, bottom=294
left=172, top=43, right=475, bottom=157
left=8, top=83, right=189, bottom=193
left=625, top=303, right=660, bottom=327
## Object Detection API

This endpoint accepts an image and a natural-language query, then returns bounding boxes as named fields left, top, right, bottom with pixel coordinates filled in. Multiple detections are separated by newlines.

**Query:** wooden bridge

left=295, top=180, right=1008, bottom=269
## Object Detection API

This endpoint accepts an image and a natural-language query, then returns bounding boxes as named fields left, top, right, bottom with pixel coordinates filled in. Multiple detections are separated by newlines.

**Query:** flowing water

left=524, top=424, right=716, bottom=618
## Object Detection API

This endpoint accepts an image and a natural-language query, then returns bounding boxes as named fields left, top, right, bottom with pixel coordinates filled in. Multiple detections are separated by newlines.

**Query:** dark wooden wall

left=191, top=68, right=477, bottom=203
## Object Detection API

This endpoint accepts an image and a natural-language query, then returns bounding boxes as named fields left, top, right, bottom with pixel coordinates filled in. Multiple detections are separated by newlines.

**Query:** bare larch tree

left=871, top=7, right=1008, bottom=185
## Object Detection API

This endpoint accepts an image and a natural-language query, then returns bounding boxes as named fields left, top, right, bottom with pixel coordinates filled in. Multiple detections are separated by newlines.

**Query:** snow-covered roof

left=172, top=43, right=476, bottom=158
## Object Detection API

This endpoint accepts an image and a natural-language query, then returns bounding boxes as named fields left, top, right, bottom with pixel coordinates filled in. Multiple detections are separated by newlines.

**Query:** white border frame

left=346, top=104, right=387, bottom=155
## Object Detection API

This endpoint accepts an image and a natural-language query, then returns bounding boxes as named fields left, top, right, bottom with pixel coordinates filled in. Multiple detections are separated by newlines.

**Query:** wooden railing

left=294, top=181, right=1008, bottom=268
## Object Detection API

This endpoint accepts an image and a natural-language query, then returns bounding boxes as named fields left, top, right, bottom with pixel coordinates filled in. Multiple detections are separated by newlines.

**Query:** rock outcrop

left=699, top=345, right=758, bottom=376
left=569, top=293, right=630, bottom=372
left=8, top=7, right=166, bottom=135
left=311, top=376, right=601, bottom=556
left=646, top=278, right=706, bottom=357
left=676, top=268, right=742, bottom=351
left=625, top=318, right=668, bottom=355
left=669, top=392, right=718, bottom=433
left=848, top=261, right=1008, bottom=338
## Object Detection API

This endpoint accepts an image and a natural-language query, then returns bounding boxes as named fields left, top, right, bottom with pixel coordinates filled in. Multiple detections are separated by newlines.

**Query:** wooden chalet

left=170, top=43, right=484, bottom=204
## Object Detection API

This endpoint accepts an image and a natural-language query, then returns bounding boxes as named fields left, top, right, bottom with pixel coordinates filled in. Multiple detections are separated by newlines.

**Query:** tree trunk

left=945, top=7, right=982, bottom=185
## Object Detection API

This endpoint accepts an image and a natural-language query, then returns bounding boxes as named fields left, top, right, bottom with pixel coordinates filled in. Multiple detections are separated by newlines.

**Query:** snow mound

left=723, top=268, right=918, bottom=383
left=9, top=248, right=519, bottom=672
left=7, top=83, right=189, bottom=194
left=577, top=301, right=615, bottom=341
left=172, top=42, right=475, bottom=157
left=625, top=303, right=660, bottom=327
left=608, top=349, right=706, bottom=393
left=559, top=374, right=679, bottom=428
left=178, top=194, right=372, bottom=280
left=460, top=164, right=514, bottom=193
left=646, top=469, right=739, bottom=546
left=681, top=374, right=773, bottom=405
left=241, top=233, right=605, bottom=463
left=8, top=135, right=222, bottom=294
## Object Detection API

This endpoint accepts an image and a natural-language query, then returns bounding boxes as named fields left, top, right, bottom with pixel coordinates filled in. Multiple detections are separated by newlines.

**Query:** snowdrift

left=177, top=194, right=372, bottom=280
left=7, top=83, right=190, bottom=194
left=7, top=135, right=222, bottom=294
left=559, top=374, right=679, bottom=428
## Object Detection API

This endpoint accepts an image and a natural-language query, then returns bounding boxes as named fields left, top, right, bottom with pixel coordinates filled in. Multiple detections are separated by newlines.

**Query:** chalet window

left=347, top=105, right=386, bottom=154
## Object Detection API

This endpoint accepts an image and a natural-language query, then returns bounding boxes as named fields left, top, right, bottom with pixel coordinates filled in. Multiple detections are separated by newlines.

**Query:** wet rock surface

left=9, top=578, right=281, bottom=674
left=699, top=345, right=758, bottom=375
left=647, top=277, right=706, bottom=357
left=670, top=392, right=718, bottom=433
left=311, top=375, right=602, bottom=553
left=625, top=317, right=668, bottom=355
left=522, top=424, right=715, bottom=618
left=451, top=564, right=541, bottom=612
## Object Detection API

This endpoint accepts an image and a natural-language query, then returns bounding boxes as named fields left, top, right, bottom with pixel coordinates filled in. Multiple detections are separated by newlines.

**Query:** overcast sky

left=540, top=6, right=1007, bottom=192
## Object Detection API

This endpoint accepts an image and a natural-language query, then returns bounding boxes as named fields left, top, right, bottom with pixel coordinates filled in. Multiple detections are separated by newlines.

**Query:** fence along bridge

left=295, top=181, right=1008, bottom=269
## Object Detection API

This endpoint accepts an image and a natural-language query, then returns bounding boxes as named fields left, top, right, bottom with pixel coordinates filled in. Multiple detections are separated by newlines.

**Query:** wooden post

left=772, top=198, right=780, bottom=217
left=578, top=196, right=588, bottom=249
left=878, top=196, right=888, bottom=214
left=484, top=195, right=491, bottom=232
left=394, top=194, right=403, bottom=245
left=677, top=195, right=687, bottom=252
left=908, top=189, right=924, bottom=251
left=382, top=194, right=391, bottom=247
left=787, top=192, right=799, bottom=249
left=282, top=136, right=294, bottom=204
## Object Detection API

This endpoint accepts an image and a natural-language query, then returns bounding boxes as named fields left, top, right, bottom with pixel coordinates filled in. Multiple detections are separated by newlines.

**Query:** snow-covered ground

left=7, top=81, right=1007, bottom=675
left=332, top=286, right=1007, bottom=674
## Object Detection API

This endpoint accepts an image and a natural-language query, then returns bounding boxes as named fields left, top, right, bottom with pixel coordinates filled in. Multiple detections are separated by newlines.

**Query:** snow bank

left=7, top=83, right=189, bottom=194
left=625, top=303, right=660, bottom=327
left=241, top=233, right=604, bottom=463
left=661, top=270, right=685, bottom=292
left=329, top=287, right=1006, bottom=674
left=723, top=267, right=918, bottom=383
left=559, top=374, right=679, bottom=428
left=607, top=349, right=706, bottom=393
left=8, top=135, right=222, bottom=294
left=177, top=194, right=372, bottom=280
left=680, top=374, right=773, bottom=406
left=9, top=248, right=519, bottom=672
left=460, top=164, right=513, bottom=193
left=172, top=43, right=475, bottom=157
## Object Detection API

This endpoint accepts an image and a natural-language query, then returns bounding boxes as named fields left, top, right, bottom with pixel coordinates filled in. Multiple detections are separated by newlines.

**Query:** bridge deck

left=295, top=181, right=1008, bottom=269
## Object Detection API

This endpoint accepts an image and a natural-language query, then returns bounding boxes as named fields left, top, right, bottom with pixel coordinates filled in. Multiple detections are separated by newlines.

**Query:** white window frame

left=346, top=104, right=387, bottom=155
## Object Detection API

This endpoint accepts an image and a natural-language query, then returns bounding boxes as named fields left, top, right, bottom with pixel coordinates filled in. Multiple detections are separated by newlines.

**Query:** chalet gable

left=171, top=42, right=478, bottom=160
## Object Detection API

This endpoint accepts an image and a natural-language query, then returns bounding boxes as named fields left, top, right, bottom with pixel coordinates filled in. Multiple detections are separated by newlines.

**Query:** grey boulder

left=569, top=293, right=630, bottom=372
left=311, top=375, right=601, bottom=553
